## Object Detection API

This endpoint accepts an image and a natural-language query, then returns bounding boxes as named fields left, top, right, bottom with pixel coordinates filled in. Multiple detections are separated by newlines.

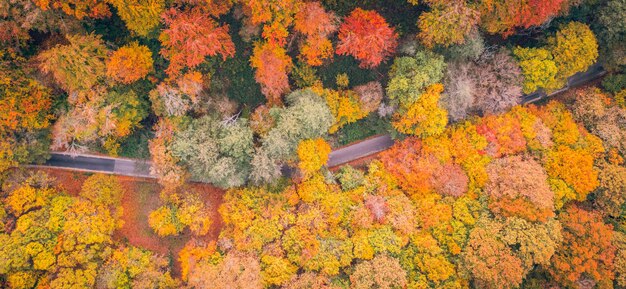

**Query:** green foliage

left=602, top=74, right=626, bottom=94
left=171, top=115, right=254, bottom=188
left=386, top=50, right=445, bottom=107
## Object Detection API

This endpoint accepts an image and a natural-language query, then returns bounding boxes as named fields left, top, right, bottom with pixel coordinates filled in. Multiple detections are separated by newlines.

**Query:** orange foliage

left=160, top=8, right=235, bottom=76
left=545, top=145, right=599, bottom=197
left=106, top=42, right=153, bottom=84
left=380, top=138, right=439, bottom=198
left=148, top=118, right=187, bottom=192
left=476, top=113, right=527, bottom=158
left=33, top=0, right=110, bottom=19
left=335, top=8, right=398, bottom=69
left=294, top=2, right=338, bottom=66
left=242, top=0, right=300, bottom=46
left=550, top=206, right=616, bottom=288
left=250, top=42, right=293, bottom=105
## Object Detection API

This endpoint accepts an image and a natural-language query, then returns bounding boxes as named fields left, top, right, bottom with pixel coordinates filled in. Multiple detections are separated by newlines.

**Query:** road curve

left=30, top=64, right=606, bottom=178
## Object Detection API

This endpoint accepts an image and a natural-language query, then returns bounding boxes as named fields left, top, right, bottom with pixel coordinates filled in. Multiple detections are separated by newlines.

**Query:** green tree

left=386, top=50, right=446, bottom=107
left=170, top=115, right=254, bottom=188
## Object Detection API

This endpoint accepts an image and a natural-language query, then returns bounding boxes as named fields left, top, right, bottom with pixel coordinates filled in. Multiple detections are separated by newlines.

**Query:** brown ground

left=29, top=168, right=224, bottom=277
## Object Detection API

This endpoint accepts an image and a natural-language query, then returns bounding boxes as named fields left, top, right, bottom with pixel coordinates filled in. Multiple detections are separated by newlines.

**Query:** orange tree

left=159, top=8, right=235, bottom=77
left=106, top=42, right=153, bottom=84
left=335, top=8, right=398, bottom=69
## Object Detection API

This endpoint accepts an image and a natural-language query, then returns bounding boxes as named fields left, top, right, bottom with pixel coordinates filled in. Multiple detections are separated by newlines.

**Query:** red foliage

left=550, top=205, right=616, bottom=288
left=335, top=8, right=398, bottom=69
left=476, top=114, right=527, bottom=158
left=250, top=42, right=293, bottom=105
left=431, top=163, right=469, bottom=197
left=379, top=138, right=438, bottom=197
left=160, top=8, right=235, bottom=76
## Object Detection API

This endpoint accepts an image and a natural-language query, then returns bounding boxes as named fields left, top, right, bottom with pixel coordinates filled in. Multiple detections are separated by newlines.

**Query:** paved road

left=32, top=152, right=154, bottom=178
left=327, top=135, right=394, bottom=167
left=30, top=63, right=607, bottom=177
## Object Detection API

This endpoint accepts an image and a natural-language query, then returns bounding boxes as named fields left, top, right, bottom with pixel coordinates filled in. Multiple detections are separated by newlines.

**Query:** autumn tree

left=441, top=62, right=475, bottom=121
left=149, top=118, right=187, bottom=192
left=473, top=50, right=523, bottom=114
left=353, top=81, right=383, bottom=114
left=37, top=34, right=108, bottom=93
left=479, top=0, right=569, bottom=37
left=51, top=89, right=147, bottom=155
left=545, top=145, right=599, bottom=203
left=461, top=218, right=526, bottom=289
left=335, top=8, right=398, bottom=68
left=0, top=172, right=125, bottom=288
left=106, top=42, right=153, bottom=84
left=350, top=255, right=407, bottom=289
left=418, top=1, right=480, bottom=48
left=0, top=53, right=53, bottom=172
left=392, top=84, right=448, bottom=137
left=485, top=156, right=555, bottom=222
left=595, top=161, right=626, bottom=217
left=160, top=8, right=235, bottom=76
left=250, top=41, right=293, bottom=105
left=548, top=22, right=598, bottom=85
left=0, top=0, right=82, bottom=47
left=387, top=50, right=446, bottom=107
left=186, top=250, right=262, bottom=289
left=549, top=205, right=616, bottom=288
left=312, top=86, right=368, bottom=133
left=96, top=246, right=178, bottom=288
left=379, top=138, right=441, bottom=196
left=514, top=47, right=559, bottom=93
left=106, top=0, right=164, bottom=36
left=33, top=0, right=111, bottom=19
left=240, top=0, right=300, bottom=45
left=293, top=2, right=338, bottom=66
left=297, top=138, right=331, bottom=175
left=149, top=190, right=212, bottom=236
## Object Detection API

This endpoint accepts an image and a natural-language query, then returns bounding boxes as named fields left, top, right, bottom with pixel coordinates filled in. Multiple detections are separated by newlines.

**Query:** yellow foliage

left=393, top=84, right=448, bottom=137
left=261, top=255, right=298, bottom=286
left=6, top=185, right=55, bottom=216
left=297, top=138, right=331, bottom=174
left=312, top=86, right=368, bottom=133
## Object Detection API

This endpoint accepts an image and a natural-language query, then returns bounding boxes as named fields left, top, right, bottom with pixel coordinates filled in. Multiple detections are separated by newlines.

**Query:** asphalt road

left=327, top=135, right=394, bottom=167
left=32, top=64, right=606, bottom=178
left=38, top=152, right=154, bottom=178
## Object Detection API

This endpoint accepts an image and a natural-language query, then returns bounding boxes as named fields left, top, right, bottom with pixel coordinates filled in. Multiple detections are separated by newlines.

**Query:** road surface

left=327, top=135, right=394, bottom=167
left=32, top=152, right=154, bottom=178
left=30, top=63, right=606, bottom=177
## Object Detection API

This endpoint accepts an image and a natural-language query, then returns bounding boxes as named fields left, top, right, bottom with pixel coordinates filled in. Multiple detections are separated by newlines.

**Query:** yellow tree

left=106, top=0, right=164, bottom=36
left=548, top=22, right=599, bottom=84
left=393, top=84, right=448, bottom=137
left=297, top=138, right=331, bottom=175
left=106, top=42, right=153, bottom=84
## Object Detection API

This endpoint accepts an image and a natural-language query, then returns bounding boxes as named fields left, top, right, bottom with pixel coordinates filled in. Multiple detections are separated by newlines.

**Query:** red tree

left=294, top=2, right=338, bottom=66
left=335, top=8, right=398, bottom=69
left=160, top=8, right=235, bottom=76
left=250, top=42, right=293, bottom=105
